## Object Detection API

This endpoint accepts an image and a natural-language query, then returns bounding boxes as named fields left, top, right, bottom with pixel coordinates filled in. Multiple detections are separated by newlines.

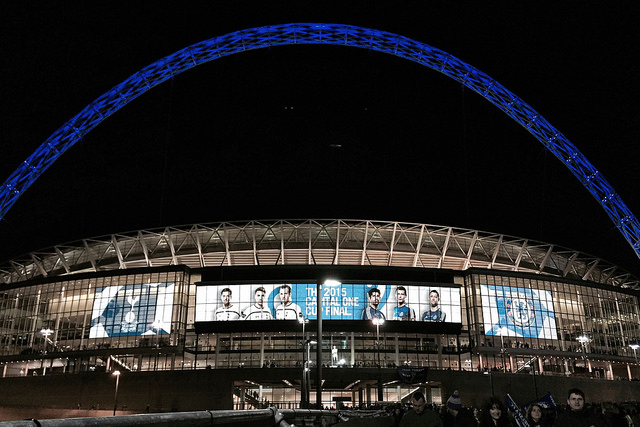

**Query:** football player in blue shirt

left=362, top=288, right=385, bottom=320
left=422, top=290, right=446, bottom=322
left=393, top=286, right=416, bottom=321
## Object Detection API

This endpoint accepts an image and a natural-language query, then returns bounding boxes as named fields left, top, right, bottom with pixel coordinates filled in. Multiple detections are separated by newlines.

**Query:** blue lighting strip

left=2, top=23, right=639, bottom=259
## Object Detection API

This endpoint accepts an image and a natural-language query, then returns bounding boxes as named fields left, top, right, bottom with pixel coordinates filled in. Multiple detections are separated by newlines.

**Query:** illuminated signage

left=480, top=284, right=558, bottom=339
left=89, top=282, right=175, bottom=338
left=195, top=283, right=461, bottom=322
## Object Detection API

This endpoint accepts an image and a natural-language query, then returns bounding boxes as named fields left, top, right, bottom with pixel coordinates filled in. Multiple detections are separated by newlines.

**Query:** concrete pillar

left=240, top=385, right=246, bottom=410
left=260, top=333, right=265, bottom=367
left=215, top=334, right=220, bottom=368
left=350, top=333, right=355, bottom=367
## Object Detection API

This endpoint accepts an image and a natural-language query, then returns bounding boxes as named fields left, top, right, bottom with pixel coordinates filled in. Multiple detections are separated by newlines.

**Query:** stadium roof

left=1, top=219, right=638, bottom=290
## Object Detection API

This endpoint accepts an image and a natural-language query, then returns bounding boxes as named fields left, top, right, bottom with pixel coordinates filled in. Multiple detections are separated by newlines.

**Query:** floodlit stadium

left=2, top=23, right=640, bottom=416
left=1, top=219, right=639, bottom=411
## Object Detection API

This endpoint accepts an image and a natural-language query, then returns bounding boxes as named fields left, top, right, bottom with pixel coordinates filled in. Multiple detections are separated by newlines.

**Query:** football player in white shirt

left=214, top=288, right=241, bottom=321
left=242, top=287, right=273, bottom=320
left=275, top=284, right=303, bottom=320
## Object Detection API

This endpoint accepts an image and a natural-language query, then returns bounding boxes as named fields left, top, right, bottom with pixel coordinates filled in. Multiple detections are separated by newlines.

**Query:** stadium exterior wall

left=0, top=220, right=639, bottom=415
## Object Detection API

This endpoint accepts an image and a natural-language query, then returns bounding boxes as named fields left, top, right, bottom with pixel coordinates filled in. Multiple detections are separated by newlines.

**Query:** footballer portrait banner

left=195, top=283, right=461, bottom=323
left=90, top=282, right=175, bottom=338
left=480, top=284, right=558, bottom=339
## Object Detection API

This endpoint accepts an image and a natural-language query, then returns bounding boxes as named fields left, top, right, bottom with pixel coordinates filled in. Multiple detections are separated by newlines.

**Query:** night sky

left=2, top=2, right=639, bottom=276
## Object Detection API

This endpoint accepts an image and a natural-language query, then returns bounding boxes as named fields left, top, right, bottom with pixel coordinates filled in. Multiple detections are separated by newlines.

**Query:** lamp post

left=298, top=314, right=309, bottom=408
left=316, top=279, right=341, bottom=409
left=151, top=320, right=162, bottom=371
left=112, top=370, right=121, bottom=416
left=577, top=335, right=591, bottom=373
left=372, top=318, right=384, bottom=367
left=630, top=344, right=639, bottom=364
left=372, top=317, right=384, bottom=402
left=630, top=344, right=639, bottom=379
left=39, top=328, right=53, bottom=375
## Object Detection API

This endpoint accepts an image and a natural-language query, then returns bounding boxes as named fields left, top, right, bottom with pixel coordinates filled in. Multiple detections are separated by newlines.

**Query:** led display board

left=480, top=284, right=558, bottom=339
left=195, top=283, right=461, bottom=323
left=89, top=282, right=175, bottom=338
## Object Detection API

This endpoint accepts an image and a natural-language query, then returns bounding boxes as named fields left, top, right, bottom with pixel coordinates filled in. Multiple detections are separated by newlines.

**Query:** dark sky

left=2, top=2, right=640, bottom=276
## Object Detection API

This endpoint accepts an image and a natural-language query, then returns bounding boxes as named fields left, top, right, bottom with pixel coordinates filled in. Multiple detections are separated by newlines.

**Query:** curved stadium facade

left=1, top=219, right=640, bottom=411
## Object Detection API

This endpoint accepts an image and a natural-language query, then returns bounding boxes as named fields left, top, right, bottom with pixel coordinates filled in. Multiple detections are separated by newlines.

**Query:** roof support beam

left=138, top=231, right=151, bottom=267
left=463, top=231, right=478, bottom=270
left=361, top=222, right=369, bottom=266
left=490, top=235, right=503, bottom=269
left=514, top=240, right=528, bottom=271
left=412, top=225, right=425, bottom=267
left=438, top=228, right=452, bottom=269
left=334, top=221, right=341, bottom=265
left=165, top=228, right=178, bottom=266
left=539, top=245, right=554, bottom=272
left=110, top=236, right=125, bottom=270
left=388, top=223, right=397, bottom=266
left=562, top=252, right=579, bottom=277
left=30, top=254, right=47, bottom=277
left=252, top=222, right=258, bottom=266
left=54, top=247, right=71, bottom=273
left=582, top=259, right=599, bottom=281
left=82, top=239, right=97, bottom=271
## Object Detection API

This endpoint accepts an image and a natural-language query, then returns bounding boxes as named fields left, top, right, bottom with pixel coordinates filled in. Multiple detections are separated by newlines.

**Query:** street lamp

left=112, top=370, right=121, bottom=416
left=151, top=320, right=162, bottom=371
left=372, top=317, right=384, bottom=402
left=577, top=335, right=591, bottom=373
left=315, top=279, right=341, bottom=409
left=39, top=328, right=53, bottom=375
left=372, top=318, right=385, bottom=367
left=298, top=314, right=309, bottom=408
left=630, top=344, right=639, bottom=364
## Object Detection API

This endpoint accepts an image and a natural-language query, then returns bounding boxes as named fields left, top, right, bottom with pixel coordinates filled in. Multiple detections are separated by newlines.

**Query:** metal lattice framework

left=1, top=23, right=639, bottom=259
left=1, top=219, right=638, bottom=289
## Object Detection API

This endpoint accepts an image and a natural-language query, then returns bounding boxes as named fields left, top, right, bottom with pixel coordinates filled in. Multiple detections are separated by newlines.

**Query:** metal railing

left=0, top=408, right=388, bottom=427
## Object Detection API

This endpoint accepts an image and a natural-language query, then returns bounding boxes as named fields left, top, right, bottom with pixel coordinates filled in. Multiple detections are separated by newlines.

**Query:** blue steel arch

left=1, top=23, right=639, bottom=259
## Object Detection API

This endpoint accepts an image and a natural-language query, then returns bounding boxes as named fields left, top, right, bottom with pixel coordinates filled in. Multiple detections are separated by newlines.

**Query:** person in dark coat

left=477, top=397, right=513, bottom=427
left=555, top=388, right=610, bottom=427
left=442, top=390, right=477, bottom=427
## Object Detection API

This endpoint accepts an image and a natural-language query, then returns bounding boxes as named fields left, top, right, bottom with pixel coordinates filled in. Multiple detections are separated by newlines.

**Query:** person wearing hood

left=443, top=390, right=477, bottom=427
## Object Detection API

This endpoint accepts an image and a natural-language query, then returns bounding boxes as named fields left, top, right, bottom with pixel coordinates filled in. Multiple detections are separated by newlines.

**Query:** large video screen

left=480, top=284, right=558, bottom=339
left=195, top=283, right=461, bottom=322
left=90, top=282, right=175, bottom=338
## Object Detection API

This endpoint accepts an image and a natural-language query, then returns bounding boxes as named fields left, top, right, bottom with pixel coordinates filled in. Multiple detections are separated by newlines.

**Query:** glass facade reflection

left=1, top=267, right=638, bottom=382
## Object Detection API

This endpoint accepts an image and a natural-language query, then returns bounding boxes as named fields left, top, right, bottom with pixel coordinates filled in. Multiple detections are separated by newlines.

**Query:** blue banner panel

left=90, top=282, right=174, bottom=338
left=480, top=285, right=558, bottom=339
left=195, top=283, right=461, bottom=323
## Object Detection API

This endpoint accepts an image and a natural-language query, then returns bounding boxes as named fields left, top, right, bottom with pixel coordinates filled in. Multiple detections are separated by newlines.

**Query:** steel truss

left=1, top=219, right=637, bottom=289
left=1, top=23, right=639, bottom=259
